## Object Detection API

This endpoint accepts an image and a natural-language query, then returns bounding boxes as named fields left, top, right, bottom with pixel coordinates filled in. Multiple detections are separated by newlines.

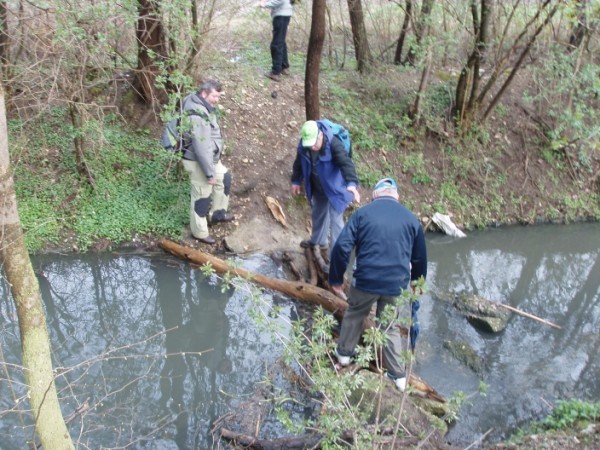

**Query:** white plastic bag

left=432, top=212, right=467, bottom=238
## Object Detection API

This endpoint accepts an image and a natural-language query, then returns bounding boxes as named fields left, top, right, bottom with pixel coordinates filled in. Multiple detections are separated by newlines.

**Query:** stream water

left=0, top=223, right=598, bottom=449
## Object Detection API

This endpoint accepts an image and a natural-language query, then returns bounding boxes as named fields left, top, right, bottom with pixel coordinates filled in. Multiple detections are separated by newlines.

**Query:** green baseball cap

left=301, top=121, right=319, bottom=147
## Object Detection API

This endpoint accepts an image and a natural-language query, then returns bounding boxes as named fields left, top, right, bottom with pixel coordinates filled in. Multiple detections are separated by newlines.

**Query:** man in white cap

left=291, top=120, right=360, bottom=254
left=328, top=178, right=428, bottom=391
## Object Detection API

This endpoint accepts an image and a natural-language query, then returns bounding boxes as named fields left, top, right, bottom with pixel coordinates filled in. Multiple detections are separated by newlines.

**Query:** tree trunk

left=68, top=101, right=96, bottom=188
left=305, top=0, right=327, bottom=120
left=568, top=0, right=588, bottom=51
left=453, top=56, right=476, bottom=125
left=159, top=239, right=350, bottom=320
left=409, top=48, right=433, bottom=122
left=347, top=0, right=372, bottom=73
left=136, top=0, right=168, bottom=106
left=394, top=0, right=412, bottom=65
left=406, top=0, right=434, bottom=66
left=219, top=428, right=323, bottom=449
left=0, top=84, right=75, bottom=449
left=453, top=0, right=489, bottom=126
left=467, top=0, right=489, bottom=112
left=0, top=0, right=8, bottom=72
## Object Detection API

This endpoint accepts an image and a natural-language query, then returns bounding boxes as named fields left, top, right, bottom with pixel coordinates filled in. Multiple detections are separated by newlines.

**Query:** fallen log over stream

left=218, top=426, right=421, bottom=449
left=219, top=428, right=323, bottom=449
left=159, top=239, right=349, bottom=320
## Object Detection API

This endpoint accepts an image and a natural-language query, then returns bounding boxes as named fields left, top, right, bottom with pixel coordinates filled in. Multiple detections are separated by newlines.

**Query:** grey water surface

left=423, top=222, right=599, bottom=445
left=0, top=222, right=598, bottom=449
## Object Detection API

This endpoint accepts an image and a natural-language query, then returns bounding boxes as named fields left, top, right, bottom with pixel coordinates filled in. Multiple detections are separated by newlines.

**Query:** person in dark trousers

left=259, top=0, right=293, bottom=82
left=181, top=79, right=234, bottom=245
left=328, top=178, right=428, bottom=391
left=291, top=120, right=360, bottom=255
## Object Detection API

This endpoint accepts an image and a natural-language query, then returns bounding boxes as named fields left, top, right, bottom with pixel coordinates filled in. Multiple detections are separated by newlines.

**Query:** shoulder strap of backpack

left=181, top=94, right=211, bottom=123
left=183, top=109, right=209, bottom=121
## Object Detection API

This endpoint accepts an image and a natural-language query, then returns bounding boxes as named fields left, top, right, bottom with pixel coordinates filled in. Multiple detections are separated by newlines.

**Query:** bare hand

left=347, top=186, right=360, bottom=204
left=291, top=184, right=302, bottom=195
left=331, top=284, right=347, bottom=300
left=207, top=177, right=217, bottom=185
left=410, top=282, right=423, bottom=296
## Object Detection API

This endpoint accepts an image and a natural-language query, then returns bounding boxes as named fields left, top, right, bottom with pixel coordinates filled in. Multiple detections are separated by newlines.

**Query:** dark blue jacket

left=291, top=121, right=358, bottom=214
left=329, top=196, right=427, bottom=296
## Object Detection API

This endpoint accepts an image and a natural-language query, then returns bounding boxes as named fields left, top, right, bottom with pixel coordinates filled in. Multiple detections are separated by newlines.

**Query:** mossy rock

left=443, top=339, right=486, bottom=375
left=435, top=292, right=511, bottom=333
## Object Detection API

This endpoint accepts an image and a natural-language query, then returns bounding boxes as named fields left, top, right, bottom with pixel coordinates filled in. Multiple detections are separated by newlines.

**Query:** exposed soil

left=211, top=72, right=311, bottom=255
left=148, top=71, right=311, bottom=257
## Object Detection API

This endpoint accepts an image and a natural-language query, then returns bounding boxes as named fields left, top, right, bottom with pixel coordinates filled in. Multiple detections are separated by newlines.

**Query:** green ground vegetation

left=10, top=109, right=189, bottom=251
left=508, top=400, right=600, bottom=447
left=10, top=53, right=599, bottom=252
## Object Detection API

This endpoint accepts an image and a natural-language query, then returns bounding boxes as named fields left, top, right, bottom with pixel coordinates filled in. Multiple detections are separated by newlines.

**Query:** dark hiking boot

left=211, top=210, right=235, bottom=224
left=300, top=239, right=313, bottom=248
left=197, top=236, right=216, bottom=245
left=265, top=72, right=281, bottom=82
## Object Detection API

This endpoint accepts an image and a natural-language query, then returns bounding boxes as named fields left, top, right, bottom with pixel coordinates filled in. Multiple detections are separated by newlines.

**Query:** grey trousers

left=337, top=286, right=405, bottom=377
left=310, top=190, right=344, bottom=251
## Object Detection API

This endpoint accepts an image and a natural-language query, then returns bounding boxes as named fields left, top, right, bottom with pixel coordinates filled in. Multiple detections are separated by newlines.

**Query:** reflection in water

left=422, top=223, right=599, bottom=444
left=155, top=261, right=231, bottom=448
left=0, top=224, right=598, bottom=448
left=0, top=252, right=290, bottom=449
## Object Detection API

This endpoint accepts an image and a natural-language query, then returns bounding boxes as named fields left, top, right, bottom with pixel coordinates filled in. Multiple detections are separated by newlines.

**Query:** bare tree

left=0, top=83, right=75, bottom=449
left=347, top=0, right=372, bottom=73
left=394, top=0, right=413, bottom=65
left=406, top=0, right=434, bottom=65
left=453, top=0, right=490, bottom=125
left=305, top=0, right=327, bottom=120
left=453, top=0, right=560, bottom=127
left=568, top=0, right=590, bottom=51
left=136, top=0, right=169, bottom=106
left=188, top=0, right=218, bottom=72
left=481, top=1, right=559, bottom=121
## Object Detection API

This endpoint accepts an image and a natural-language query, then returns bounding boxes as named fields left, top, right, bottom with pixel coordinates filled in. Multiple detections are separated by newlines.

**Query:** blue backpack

left=320, top=118, right=352, bottom=158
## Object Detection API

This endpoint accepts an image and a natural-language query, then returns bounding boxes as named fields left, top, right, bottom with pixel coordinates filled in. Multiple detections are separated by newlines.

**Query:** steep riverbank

left=130, top=62, right=598, bottom=257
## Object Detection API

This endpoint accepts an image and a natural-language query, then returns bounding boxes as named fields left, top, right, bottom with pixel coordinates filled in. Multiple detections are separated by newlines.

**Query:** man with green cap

left=291, top=120, right=360, bottom=254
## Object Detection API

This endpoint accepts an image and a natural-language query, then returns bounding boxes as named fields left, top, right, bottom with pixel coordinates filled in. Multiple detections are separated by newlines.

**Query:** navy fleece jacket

left=329, top=196, right=427, bottom=296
